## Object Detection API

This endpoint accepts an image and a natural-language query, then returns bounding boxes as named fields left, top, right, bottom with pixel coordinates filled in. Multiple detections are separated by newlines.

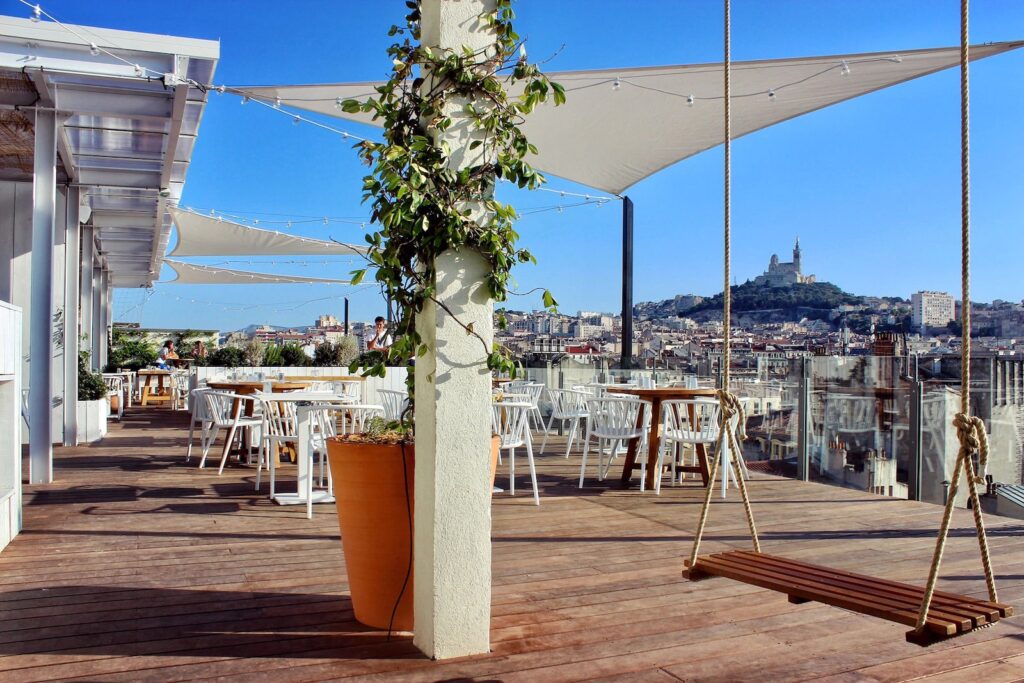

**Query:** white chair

left=656, top=398, right=722, bottom=494
left=101, top=374, right=125, bottom=421
left=169, top=371, right=190, bottom=411
left=579, top=396, right=645, bottom=488
left=185, top=388, right=214, bottom=463
left=199, top=391, right=264, bottom=474
left=492, top=401, right=540, bottom=505
left=520, top=383, right=545, bottom=432
left=378, top=389, right=409, bottom=422
left=258, top=397, right=298, bottom=496
left=541, top=388, right=589, bottom=457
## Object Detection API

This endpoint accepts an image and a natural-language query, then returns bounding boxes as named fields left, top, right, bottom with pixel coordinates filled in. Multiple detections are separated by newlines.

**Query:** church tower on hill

left=752, top=237, right=815, bottom=287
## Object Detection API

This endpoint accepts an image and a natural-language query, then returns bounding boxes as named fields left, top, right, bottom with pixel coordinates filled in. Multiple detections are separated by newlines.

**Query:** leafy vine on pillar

left=346, top=0, right=562, bottom=427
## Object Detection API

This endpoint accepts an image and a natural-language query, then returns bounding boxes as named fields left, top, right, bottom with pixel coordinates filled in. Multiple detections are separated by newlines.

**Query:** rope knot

left=716, top=389, right=746, bottom=440
left=953, top=412, right=989, bottom=483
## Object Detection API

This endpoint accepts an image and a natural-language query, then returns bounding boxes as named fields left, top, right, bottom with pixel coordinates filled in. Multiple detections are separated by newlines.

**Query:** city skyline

left=55, top=0, right=1022, bottom=329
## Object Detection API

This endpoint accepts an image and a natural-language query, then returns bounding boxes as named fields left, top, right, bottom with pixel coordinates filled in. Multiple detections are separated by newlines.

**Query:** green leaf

left=350, top=269, right=366, bottom=286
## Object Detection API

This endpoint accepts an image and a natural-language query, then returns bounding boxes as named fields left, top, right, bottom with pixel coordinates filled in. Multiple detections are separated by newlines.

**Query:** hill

left=635, top=281, right=863, bottom=323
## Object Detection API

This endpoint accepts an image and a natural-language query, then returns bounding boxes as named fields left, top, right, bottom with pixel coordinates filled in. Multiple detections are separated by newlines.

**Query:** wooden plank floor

left=1, top=407, right=1023, bottom=682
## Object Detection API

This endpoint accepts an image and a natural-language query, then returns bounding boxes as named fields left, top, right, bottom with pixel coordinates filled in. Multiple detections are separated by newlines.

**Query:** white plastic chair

left=259, top=398, right=298, bottom=496
left=579, top=396, right=645, bottom=488
left=101, top=374, right=125, bottom=421
left=199, top=391, right=263, bottom=474
left=185, top=387, right=213, bottom=463
left=541, top=388, right=589, bottom=457
left=169, top=371, right=190, bottom=410
left=520, top=383, right=545, bottom=432
left=378, top=389, right=409, bottom=422
left=492, top=401, right=540, bottom=505
left=656, top=398, right=722, bottom=494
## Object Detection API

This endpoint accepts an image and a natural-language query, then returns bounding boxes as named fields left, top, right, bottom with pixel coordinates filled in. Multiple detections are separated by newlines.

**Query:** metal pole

left=797, top=356, right=811, bottom=481
left=29, top=109, right=56, bottom=484
left=80, top=224, right=94, bottom=366
left=343, top=297, right=350, bottom=336
left=909, top=354, right=924, bottom=501
left=620, top=195, right=633, bottom=370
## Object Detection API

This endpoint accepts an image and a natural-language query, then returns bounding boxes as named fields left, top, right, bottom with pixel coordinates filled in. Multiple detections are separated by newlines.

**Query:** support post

left=797, top=356, right=811, bottom=481
left=414, top=0, right=495, bottom=659
left=28, top=109, right=56, bottom=484
left=909, top=354, right=923, bottom=501
left=343, top=297, right=350, bottom=336
left=90, top=262, right=102, bottom=370
left=80, top=224, right=94, bottom=364
left=97, top=269, right=109, bottom=370
left=620, top=195, right=634, bottom=370
left=63, top=187, right=80, bottom=446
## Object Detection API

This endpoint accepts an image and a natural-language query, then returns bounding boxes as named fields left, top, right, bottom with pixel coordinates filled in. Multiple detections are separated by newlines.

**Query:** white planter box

left=75, top=400, right=108, bottom=444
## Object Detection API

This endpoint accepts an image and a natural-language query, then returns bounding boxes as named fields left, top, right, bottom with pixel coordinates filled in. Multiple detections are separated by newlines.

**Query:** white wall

left=189, top=366, right=409, bottom=408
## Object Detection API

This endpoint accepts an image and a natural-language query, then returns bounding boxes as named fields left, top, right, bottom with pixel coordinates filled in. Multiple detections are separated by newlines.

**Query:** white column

left=28, top=109, right=56, bottom=484
left=80, top=224, right=94, bottom=367
left=50, top=189, right=66, bottom=446
left=63, top=187, right=80, bottom=446
left=90, top=261, right=102, bottom=369
left=97, top=269, right=109, bottom=370
left=413, top=0, right=496, bottom=660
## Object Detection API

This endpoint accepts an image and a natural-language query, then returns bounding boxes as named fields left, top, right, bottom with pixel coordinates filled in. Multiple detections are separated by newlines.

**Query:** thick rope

left=684, top=0, right=760, bottom=576
left=915, top=0, right=998, bottom=633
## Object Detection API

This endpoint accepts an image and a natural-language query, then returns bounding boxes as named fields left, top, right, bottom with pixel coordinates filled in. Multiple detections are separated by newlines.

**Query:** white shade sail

left=235, top=42, right=1023, bottom=194
left=162, top=259, right=351, bottom=285
left=168, top=206, right=368, bottom=257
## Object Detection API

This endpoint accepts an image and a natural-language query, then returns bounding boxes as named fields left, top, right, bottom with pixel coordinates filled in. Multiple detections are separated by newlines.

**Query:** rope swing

left=682, top=0, right=1010, bottom=646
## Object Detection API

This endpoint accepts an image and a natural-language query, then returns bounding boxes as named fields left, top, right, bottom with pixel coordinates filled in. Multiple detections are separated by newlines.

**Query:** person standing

left=366, top=316, right=393, bottom=352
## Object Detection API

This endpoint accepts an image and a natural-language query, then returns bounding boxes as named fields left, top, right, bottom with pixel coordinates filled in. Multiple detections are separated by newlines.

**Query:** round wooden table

left=606, top=386, right=718, bottom=489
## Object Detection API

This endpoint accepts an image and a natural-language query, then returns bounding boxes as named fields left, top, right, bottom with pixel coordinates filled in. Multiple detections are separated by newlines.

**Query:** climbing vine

left=345, top=0, right=562, bottom=426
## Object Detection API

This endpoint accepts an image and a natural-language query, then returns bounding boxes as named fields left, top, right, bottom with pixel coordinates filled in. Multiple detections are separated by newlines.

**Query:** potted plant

left=76, top=352, right=108, bottom=443
left=325, top=0, right=560, bottom=632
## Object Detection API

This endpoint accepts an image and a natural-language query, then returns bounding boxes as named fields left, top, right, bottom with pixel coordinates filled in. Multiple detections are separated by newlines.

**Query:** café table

left=205, top=380, right=311, bottom=464
left=138, top=369, right=172, bottom=406
left=606, top=386, right=718, bottom=489
left=255, top=392, right=356, bottom=507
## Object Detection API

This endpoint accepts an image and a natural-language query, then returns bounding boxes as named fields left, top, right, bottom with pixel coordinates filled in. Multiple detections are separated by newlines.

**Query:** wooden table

left=607, top=387, right=718, bottom=489
left=206, top=381, right=311, bottom=464
left=138, top=369, right=172, bottom=406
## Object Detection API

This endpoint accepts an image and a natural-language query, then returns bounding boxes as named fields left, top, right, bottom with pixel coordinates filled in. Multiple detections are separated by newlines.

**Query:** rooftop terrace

left=3, top=407, right=1024, bottom=681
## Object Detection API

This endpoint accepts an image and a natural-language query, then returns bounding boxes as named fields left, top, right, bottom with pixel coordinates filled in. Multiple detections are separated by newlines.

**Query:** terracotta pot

left=326, top=434, right=502, bottom=631
left=326, top=439, right=415, bottom=631
left=489, top=435, right=500, bottom=491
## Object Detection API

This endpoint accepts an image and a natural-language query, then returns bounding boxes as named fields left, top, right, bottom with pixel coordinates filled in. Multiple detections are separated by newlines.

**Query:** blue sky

left=23, top=1, right=1024, bottom=329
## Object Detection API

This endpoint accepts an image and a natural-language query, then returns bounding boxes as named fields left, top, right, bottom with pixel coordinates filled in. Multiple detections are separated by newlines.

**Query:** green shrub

left=314, top=338, right=359, bottom=367
left=206, top=346, right=246, bottom=368
left=105, top=339, right=158, bottom=372
left=78, top=353, right=107, bottom=401
left=263, top=344, right=283, bottom=366
left=280, top=343, right=309, bottom=367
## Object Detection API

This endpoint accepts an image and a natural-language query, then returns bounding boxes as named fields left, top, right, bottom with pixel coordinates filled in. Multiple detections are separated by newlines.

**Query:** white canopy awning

left=162, top=259, right=351, bottom=285
left=235, top=42, right=1023, bottom=194
left=168, top=206, right=368, bottom=257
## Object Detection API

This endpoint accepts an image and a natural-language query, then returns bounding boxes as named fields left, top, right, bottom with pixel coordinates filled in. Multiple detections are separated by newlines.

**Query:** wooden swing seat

left=685, top=550, right=1012, bottom=645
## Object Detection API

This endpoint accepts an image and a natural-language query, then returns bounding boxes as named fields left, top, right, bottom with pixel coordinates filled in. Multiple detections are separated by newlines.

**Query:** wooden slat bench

left=685, top=550, right=1012, bottom=645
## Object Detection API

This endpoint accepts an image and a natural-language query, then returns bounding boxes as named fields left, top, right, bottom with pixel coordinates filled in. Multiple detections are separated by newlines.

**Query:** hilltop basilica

left=751, top=238, right=816, bottom=287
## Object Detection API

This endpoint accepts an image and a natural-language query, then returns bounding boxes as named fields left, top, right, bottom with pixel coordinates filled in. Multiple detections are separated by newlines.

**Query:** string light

left=274, top=96, right=282, bottom=109
left=687, top=94, right=695, bottom=107
left=292, top=116, right=300, bottom=125
left=768, top=88, right=777, bottom=101
left=88, top=42, right=99, bottom=56
left=133, top=64, right=143, bottom=77
left=334, top=97, right=344, bottom=109
left=612, top=77, right=621, bottom=91
left=840, top=60, right=850, bottom=76
left=241, top=95, right=250, bottom=105
left=216, top=85, right=226, bottom=94
left=29, top=3, right=40, bottom=22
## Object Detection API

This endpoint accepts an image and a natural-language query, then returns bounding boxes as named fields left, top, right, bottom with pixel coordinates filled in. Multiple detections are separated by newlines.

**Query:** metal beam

left=29, top=108, right=56, bottom=484
left=54, top=84, right=174, bottom=119
left=63, top=187, right=80, bottom=446
left=620, top=195, right=634, bottom=370
left=25, top=69, right=77, bottom=182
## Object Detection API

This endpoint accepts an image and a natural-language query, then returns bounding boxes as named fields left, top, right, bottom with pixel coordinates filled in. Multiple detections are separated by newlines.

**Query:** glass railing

left=511, top=354, right=1024, bottom=508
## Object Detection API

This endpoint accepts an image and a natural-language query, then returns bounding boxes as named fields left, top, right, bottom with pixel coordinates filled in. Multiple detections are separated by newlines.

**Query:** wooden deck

left=2, top=407, right=1024, bottom=681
